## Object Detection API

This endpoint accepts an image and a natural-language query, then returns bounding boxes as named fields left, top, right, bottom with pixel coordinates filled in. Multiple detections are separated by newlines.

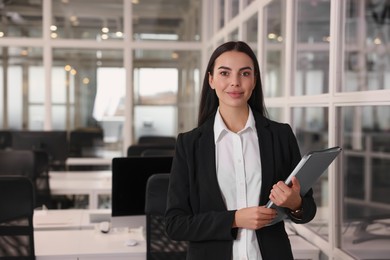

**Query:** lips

left=227, top=91, right=244, bottom=98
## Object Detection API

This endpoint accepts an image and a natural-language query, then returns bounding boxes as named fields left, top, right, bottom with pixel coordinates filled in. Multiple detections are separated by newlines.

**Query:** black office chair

left=32, top=150, right=53, bottom=209
left=127, top=144, right=175, bottom=157
left=69, top=127, right=104, bottom=157
left=141, top=149, right=175, bottom=157
left=138, top=135, right=176, bottom=146
left=0, top=176, right=35, bottom=259
left=0, top=130, right=12, bottom=150
left=0, top=150, right=52, bottom=209
left=0, top=150, right=35, bottom=179
left=145, top=174, right=187, bottom=260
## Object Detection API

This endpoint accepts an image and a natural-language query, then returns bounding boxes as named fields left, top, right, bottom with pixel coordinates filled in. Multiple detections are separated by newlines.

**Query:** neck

left=219, top=106, right=249, bottom=133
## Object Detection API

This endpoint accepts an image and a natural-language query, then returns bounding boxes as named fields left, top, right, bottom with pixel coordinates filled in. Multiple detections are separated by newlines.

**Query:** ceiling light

left=83, top=77, right=90, bottom=85
left=171, top=52, right=179, bottom=59
left=374, top=37, right=382, bottom=45
left=268, top=33, right=277, bottom=40
left=69, top=16, right=78, bottom=22
left=20, top=49, right=28, bottom=56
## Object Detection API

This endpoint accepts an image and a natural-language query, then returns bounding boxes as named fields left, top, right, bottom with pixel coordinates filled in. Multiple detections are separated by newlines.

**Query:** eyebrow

left=217, top=66, right=253, bottom=71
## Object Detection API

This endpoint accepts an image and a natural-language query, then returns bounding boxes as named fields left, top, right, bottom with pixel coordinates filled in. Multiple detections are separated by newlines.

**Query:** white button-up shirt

left=214, top=107, right=263, bottom=260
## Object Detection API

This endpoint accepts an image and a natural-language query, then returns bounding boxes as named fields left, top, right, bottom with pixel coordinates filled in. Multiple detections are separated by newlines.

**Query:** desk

left=34, top=231, right=319, bottom=260
left=35, top=229, right=146, bottom=260
left=34, top=209, right=112, bottom=231
left=34, top=209, right=319, bottom=260
left=66, top=157, right=113, bottom=166
left=49, top=171, right=111, bottom=209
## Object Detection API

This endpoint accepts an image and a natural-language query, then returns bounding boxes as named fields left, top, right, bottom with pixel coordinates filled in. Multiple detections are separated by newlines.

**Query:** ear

left=208, top=72, right=215, bottom=89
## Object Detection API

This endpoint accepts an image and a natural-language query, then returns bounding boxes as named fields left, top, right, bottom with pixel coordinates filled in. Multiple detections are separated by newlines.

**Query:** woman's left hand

left=269, top=176, right=302, bottom=211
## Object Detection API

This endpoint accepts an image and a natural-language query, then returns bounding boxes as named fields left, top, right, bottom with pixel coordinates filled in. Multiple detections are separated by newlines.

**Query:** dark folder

left=266, top=146, right=342, bottom=225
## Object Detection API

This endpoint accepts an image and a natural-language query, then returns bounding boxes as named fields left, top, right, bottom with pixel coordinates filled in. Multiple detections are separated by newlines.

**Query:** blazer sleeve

left=165, top=132, right=238, bottom=242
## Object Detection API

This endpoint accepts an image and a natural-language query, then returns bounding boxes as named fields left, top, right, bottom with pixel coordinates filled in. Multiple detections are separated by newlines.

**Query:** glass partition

left=0, top=46, right=44, bottom=130
left=338, top=105, right=390, bottom=259
left=295, top=0, right=330, bottom=96
left=292, top=107, right=329, bottom=239
left=52, top=48, right=124, bottom=157
left=133, top=49, right=200, bottom=141
left=295, top=51, right=329, bottom=95
left=132, top=0, right=201, bottom=41
left=0, top=0, right=42, bottom=38
left=297, top=0, right=330, bottom=43
left=264, top=0, right=284, bottom=98
left=343, top=0, right=390, bottom=92
left=51, top=0, right=123, bottom=40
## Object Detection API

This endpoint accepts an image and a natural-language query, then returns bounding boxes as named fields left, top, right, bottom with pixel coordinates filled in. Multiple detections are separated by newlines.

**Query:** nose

left=230, top=74, right=240, bottom=87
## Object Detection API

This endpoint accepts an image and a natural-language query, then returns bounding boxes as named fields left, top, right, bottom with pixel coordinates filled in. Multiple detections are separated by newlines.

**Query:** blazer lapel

left=254, top=113, right=276, bottom=206
left=197, top=116, right=227, bottom=211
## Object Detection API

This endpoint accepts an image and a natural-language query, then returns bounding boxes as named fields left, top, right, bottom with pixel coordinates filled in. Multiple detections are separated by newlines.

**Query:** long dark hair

left=197, top=41, right=267, bottom=126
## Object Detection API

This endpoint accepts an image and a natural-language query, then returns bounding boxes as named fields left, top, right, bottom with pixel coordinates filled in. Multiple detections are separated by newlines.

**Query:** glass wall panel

left=265, top=0, right=283, bottom=98
left=292, top=107, right=329, bottom=239
left=231, top=0, right=239, bottom=19
left=343, top=0, right=390, bottom=92
left=295, top=51, right=329, bottom=95
left=0, top=47, right=43, bottom=130
left=338, top=105, right=390, bottom=259
left=133, top=49, right=200, bottom=140
left=244, top=0, right=256, bottom=8
left=51, top=0, right=123, bottom=40
left=295, top=1, right=330, bottom=96
left=297, top=0, right=330, bottom=43
left=52, top=48, right=124, bottom=157
left=132, top=0, right=201, bottom=41
left=0, top=0, right=42, bottom=38
left=245, top=13, right=257, bottom=44
left=228, top=28, right=239, bottom=41
left=219, top=0, right=225, bottom=29
left=267, top=107, right=283, bottom=122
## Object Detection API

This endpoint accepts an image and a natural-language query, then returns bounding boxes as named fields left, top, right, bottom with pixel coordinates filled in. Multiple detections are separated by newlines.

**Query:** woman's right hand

left=233, top=206, right=277, bottom=230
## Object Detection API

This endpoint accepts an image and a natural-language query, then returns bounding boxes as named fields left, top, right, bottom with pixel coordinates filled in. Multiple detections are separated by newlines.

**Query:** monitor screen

left=0, top=130, right=12, bottom=149
left=11, top=131, right=68, bottom=167
left=111, top=156, right=173, bottom=227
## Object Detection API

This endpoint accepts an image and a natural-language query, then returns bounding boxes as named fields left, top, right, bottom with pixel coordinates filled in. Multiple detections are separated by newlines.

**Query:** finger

left=291, top=176, right=301, bottom=190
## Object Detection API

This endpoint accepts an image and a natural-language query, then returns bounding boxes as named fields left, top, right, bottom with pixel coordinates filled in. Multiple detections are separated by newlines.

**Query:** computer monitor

left=11, top=130, right=68, bottom=168
left=111, top=156, right=173, bottom=228
left=0, top=130, right=12, bottom=149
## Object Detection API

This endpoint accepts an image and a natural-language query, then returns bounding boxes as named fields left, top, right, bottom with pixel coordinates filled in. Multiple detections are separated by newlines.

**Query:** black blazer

left=165, top=111, right=317, bottom=260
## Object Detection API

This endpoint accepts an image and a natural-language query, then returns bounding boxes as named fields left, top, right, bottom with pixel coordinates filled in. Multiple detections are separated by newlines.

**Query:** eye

left=220, top=71, right=229, bottom=76
left=241, top=71, right=251, bottom=77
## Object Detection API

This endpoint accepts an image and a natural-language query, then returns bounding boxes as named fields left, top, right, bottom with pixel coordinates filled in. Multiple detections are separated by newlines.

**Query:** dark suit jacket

left=165, top=110, right=317, bottom=260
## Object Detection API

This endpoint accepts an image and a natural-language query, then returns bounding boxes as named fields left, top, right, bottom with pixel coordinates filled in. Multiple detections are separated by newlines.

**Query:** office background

left=0, top=0, right=389, bottom=259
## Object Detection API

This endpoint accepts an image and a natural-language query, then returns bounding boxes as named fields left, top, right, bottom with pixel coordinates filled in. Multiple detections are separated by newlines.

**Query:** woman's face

left=209, top=51, right=256, bottom=111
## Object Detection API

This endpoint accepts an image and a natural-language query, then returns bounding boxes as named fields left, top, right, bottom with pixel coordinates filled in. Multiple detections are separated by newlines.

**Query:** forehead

left=214, top=51, right=254, bottom=69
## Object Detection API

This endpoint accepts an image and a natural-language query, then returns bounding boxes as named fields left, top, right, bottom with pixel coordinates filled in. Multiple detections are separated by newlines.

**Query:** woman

left=165, top=41, right=317, bottom=260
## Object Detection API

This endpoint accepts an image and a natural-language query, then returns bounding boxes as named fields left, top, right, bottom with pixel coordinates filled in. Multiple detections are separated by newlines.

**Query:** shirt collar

left=214, top=106, right=256, bottom=144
